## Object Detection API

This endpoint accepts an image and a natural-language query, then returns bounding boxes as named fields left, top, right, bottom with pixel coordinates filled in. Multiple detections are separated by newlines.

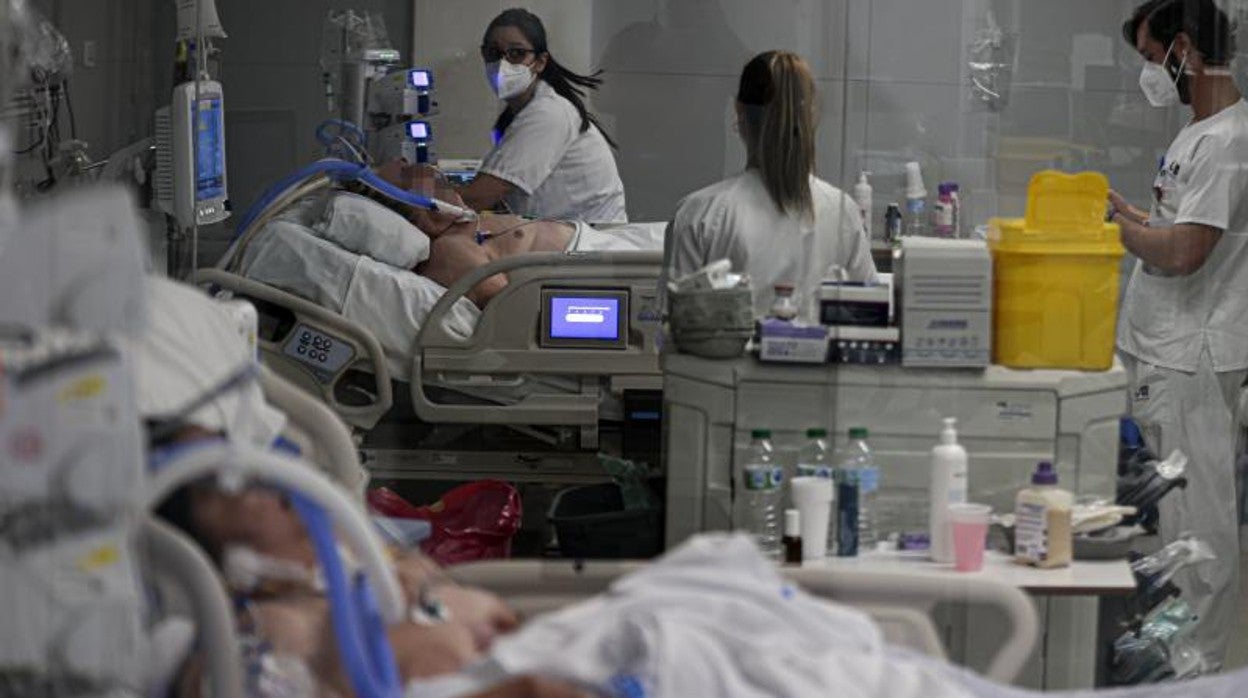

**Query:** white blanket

left=237, top=218, right=480, bottom=382
left=412, top=534, right=977, bottom=698
left=411, top=532, right=1248, bottom=697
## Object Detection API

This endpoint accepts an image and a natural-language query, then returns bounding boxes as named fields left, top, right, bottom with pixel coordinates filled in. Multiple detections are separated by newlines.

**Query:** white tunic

left=479, top=81, right=627, bottom=223
left=1117, top=99, right=1248, bottom=372
left=664, top=169, right=878, bottom=323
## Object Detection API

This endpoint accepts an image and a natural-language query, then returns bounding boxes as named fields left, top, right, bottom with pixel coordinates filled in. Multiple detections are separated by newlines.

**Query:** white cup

left=791, top=476, right=834, bottom=561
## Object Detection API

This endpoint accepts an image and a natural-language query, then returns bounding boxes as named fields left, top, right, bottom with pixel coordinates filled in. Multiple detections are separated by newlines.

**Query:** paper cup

left=949, top=503, right=992, bottom=572
left=791, top=476, right=834, bottom=561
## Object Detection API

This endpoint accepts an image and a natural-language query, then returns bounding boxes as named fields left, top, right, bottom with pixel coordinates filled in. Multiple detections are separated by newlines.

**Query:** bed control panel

left=282, top=324, right=356, bottom=381
left=540, top=289, right=630, bottom=350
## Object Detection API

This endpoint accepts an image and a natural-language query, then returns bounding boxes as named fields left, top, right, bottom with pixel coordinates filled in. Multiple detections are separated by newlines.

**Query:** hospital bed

left=449, top=558, right=1041, bottom=685
left=261, top=367, right=1046, bottom=687
left=159, top=357, right=1248, bottom=697
left=205, top=182, right=665, bottom=483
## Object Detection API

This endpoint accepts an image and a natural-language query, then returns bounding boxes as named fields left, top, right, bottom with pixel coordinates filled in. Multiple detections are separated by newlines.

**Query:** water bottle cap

left=848, top=427, right=868, bottom=440
left=806, top=427, right=827, bottom=438
left=751, top=428, right=772, bottom=439
left=1032, top=461, right=1059, bottom=485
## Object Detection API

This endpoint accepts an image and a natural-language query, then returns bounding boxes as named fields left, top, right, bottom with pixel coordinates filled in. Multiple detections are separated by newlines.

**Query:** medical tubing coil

left=142, top=441, right=406, bottom=624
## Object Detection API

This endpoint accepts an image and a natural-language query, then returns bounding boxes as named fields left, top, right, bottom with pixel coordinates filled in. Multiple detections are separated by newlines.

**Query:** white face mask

left=484, top=59, right=537, bottom=100
left=1139, top=41, right=1187, bottom=108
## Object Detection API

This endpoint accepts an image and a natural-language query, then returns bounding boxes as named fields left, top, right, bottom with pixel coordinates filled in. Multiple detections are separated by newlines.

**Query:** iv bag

left=174, top=0, right=227, bottom=41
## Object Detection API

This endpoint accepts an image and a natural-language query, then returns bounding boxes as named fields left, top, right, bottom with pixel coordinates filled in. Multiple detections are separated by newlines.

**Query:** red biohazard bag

left=367, top=481, right=522, bottom=565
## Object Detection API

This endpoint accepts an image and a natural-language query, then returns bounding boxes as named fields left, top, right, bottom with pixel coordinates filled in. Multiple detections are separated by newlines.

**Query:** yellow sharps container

left=988, top=170, right=1125, bottom=370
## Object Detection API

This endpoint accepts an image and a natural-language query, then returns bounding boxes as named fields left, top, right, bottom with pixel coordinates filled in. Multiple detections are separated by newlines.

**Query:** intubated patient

left=138, top=277, right=586, bottom=697
left=154, top=431, right=588, bottom=698
left=371, top=160, right=579, bottom=308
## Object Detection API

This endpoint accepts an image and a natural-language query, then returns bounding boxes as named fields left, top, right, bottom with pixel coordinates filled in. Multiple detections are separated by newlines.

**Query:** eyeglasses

left=480, top=45, right=538, bottom=64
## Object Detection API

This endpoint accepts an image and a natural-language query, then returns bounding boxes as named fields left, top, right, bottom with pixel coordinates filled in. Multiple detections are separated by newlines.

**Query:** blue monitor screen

left=409, top=70, right=432, bottom=88
left=195, top=98, right=225, bottom=201
left=549, top=296, right=621, bottom=341
left=407, top=121, right=430, bottom=140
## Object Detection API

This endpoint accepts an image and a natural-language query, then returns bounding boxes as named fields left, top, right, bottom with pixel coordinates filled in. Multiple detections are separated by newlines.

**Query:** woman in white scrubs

left=664, top=51, right=877, bottom=322
left=460, top=8, right=627, bottom=224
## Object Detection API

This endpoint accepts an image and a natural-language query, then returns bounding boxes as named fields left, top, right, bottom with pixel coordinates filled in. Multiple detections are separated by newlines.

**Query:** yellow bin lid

left=989, top=170, right=1124, bottom=256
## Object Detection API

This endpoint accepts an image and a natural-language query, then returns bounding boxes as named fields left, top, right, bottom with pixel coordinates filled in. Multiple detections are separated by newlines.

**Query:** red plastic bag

left=367, top=481, right=522, bottom=566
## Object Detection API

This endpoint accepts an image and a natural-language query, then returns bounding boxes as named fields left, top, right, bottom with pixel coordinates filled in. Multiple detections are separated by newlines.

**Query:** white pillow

left=132, top=277, right=287, bottom=448
left=318, top=191, right=430, bottom=268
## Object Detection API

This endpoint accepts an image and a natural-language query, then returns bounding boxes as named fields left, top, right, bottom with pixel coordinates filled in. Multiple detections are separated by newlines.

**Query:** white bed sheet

left=236, top=210, right=665, bottom=383
left=237, top=219, right=480, bottom=382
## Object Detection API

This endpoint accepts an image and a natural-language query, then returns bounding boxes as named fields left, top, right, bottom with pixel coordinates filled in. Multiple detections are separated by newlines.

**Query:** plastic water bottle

left=841, top=427, right=879, bottom=550
left=797, top=427, right=836, bottom=551
left=741, top=429, right=784, bottom=556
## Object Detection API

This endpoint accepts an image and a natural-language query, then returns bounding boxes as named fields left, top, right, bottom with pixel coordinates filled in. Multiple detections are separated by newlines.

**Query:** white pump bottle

left=929, top=417, right=969, bottom=563
left=852, top=171, right=873, bottom=239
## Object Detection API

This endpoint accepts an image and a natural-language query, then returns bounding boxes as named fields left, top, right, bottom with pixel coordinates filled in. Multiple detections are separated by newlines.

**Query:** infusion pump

left=155, top=80, right=229, bottom=228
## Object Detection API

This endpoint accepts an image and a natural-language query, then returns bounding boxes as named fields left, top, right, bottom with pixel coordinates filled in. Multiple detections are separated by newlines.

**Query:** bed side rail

left=452, top=559, right=1037, bottom=685
left=412, top=251, right=664, bottom=425
left=260, top=365, right=369, bottom=499
left=197, top=269, right=393, bottom=430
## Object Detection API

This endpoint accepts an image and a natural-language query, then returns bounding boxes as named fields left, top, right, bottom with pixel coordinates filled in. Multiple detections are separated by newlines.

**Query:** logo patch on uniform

left=1134, top=385, right=1150, bottom=402
left=1170, top=161, right=1181, bottom=176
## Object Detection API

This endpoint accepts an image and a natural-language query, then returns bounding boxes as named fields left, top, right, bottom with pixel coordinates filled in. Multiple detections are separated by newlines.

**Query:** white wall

left=412, top=0, right=1247, bottom=227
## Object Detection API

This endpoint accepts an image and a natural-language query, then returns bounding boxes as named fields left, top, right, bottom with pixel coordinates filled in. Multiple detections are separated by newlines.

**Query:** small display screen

left=195, top=97, right=225, bottom=201
left=407, top=121, right=431, bottom=140
left=549, top=296, right=621, bottom=341
left=409, top=70, right=432, bottom=88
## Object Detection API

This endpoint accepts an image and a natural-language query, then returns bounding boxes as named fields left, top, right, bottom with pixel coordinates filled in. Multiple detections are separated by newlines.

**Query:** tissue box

left=758, top=320, right=829, bottom=364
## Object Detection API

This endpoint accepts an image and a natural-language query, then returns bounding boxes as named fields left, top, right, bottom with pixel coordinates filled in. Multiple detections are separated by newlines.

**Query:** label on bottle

left=1015, top=501, right=1048, bottom=562
left=857, top=467, right=879, bottom=494
left=837, top=481, right=860, bottom=556
left=744, top=465, right=784, bottom=491
left=797, top=463, right=834, bottom=479
left=948, top=471, right=967, bottom=504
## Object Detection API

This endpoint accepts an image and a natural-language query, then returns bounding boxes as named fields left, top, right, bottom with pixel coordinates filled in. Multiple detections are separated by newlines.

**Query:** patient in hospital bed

left=142, top=278, right=1248, bottom=698
left=355, top=159, right=662, bottom=307
left=138, top=275, right=589, bottom=697
left=233, top=160, right=663, bottom=382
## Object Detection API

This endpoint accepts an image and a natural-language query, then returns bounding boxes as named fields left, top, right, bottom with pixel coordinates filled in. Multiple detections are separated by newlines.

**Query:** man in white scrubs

left=1112, top=0, right=1248, bottom=668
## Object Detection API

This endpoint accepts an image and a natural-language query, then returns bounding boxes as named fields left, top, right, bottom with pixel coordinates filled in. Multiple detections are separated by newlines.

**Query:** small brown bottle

left=782, top=509, right=803, bottom=565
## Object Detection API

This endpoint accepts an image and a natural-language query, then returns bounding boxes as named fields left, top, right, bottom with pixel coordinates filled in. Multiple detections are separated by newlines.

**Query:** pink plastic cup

left=949, top=503, right=992, bottom=572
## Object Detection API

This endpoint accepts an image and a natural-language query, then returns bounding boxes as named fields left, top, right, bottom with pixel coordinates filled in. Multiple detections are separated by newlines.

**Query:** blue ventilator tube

left=290, top=491, right=402, bottom=698
left=233, top=157, right=477, bottom=241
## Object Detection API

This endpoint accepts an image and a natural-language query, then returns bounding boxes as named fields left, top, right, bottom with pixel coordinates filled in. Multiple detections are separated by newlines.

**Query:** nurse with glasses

left=454, top=8, right=628, bottom=223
